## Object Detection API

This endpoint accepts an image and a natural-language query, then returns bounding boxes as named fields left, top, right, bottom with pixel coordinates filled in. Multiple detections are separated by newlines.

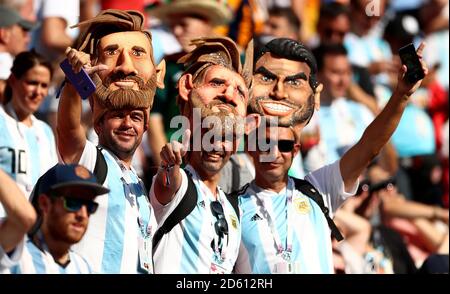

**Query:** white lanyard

left=102, top=147, right=151, bottom=239
left=185, top=165, right=229, bottom=262
left=253, top=179, right=294, bottom=261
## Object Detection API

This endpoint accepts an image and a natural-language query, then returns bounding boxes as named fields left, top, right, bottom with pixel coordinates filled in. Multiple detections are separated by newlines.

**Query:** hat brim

left=51, top=181, right=110, bottom=197
left=147, top=2, right=232, bottom=26
left=18, top=19, right=35, bottom=31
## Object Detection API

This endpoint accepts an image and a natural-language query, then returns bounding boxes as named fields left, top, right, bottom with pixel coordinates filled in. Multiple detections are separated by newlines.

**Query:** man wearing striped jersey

left=3, top=164, right=109, bottom=274
left=150, top=37, right=255, bottom=274
left=234, top=38, right=428, bottom=273
left=57, top=10, right=165, bottom=273
left=0, top=169, right=36, bottom=273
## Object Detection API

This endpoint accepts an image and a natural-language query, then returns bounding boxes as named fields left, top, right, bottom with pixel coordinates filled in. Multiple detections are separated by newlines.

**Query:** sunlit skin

left=95, top=109, right=145, bottom=162
left=167, top=14, right=213, bottom=53
left=250, top=53, right=314, bottom=127
left=10, top=65, right=51, bottom=125
left=96, top=31, right=155, bottom=91
left=318, top=54, right=352, bottom=102
left=249, top=126, right=300, bottom=192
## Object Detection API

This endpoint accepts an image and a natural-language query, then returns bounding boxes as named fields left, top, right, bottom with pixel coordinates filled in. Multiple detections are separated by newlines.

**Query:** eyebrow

left=255, top=67, right=277, bottom=80
left=103, top=44, right=119, bottom=52
left=285, top=72, right=307, bottom=82
left=132, top=46, right=147, bottom=53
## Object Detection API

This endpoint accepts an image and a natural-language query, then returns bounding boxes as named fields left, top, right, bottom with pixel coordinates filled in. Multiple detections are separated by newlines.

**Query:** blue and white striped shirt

left=0, top=105, right=57, bottom=217
left=6, top=239, right=92, bottom=274
left=235, top=160, right=357, bottom=274
left=71, top=141, right=157, bottom=274
left=150, top=165, right=241, bottom=274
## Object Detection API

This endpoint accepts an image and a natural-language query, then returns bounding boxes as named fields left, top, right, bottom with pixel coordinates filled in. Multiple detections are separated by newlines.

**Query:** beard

left=189, top=90, right=245, bottom=142
left=47, top=208, right=87, bottom=245
left=248, top=94, right=315, bottom=127
left=91, top=72, right=157, bottom=110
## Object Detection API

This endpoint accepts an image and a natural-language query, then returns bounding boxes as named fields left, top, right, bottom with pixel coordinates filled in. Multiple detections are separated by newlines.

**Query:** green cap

left=0, top=5, right=35, bottom=30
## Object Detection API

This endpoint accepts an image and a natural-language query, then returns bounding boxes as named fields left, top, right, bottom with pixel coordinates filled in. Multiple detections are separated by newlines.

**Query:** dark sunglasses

left=52, top=196, right=99, bottom=214
left=369, top=178, right=396, bottom=194
left=210, top=201, right=229, bottom=237
left=258, top=139, right=296, bottom=153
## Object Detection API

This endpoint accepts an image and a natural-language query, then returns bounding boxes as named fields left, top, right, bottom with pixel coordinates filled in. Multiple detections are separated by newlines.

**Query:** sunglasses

left=258, top=139, right=296, bottom=153
left=210, top=201, right=229, bottom=238
left=52, top=195, right=99, bottom=214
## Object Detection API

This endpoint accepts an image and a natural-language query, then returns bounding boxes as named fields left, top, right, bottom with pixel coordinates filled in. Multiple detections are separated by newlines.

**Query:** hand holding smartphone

left=398, top=43, right=425, bottom=84
left=60, top=59, right=96, bottom=100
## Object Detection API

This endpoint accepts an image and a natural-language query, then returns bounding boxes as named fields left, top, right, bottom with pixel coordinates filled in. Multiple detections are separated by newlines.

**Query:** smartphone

left=60, top=59, right=96, bottom=100
left=398, top=43, right=425, bottom=84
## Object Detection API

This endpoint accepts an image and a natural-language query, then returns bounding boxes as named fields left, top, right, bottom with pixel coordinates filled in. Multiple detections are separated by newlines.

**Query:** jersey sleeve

left=77, top=140, right=98, bottom=173
left=149, top=169, right=189, bottom=226
left=305, top=159, right=358, bottom=217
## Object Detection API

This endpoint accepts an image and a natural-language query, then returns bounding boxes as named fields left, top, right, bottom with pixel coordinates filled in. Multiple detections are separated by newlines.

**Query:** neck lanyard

left=253, top=178, right=294, bottom=261
left=185, top=165, right=229, bottom=262
left=103, top=147, right=151, bottom=239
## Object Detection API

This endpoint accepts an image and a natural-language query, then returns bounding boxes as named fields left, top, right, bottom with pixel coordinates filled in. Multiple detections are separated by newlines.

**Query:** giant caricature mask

left=72, top=9, right=165, bottom=128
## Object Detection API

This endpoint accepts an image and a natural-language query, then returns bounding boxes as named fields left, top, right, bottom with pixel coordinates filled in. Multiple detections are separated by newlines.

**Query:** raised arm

left=340, top=43, right=428, bottom=191
left=0, top=170, right=37, bottom=253
left=57, top=47, right=106, bottom=164
left=153, top=129, right=190, bottom=205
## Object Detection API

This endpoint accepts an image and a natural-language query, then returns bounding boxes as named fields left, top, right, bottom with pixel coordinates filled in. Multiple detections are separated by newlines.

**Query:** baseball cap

left=32, top=164, right=109, bottom=202
left=0, top=5, right=35, bottom=30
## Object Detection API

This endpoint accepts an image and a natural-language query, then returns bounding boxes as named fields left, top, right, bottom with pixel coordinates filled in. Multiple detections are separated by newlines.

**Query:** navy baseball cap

left=0, top=5, right=35, bottom=30
left=32, top=164, right=109, bottom=202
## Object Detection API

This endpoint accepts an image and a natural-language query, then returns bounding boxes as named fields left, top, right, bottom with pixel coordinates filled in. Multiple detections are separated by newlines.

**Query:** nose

left=270, top=79, right=287, bottom=100
left=222, top=84, right=239, bottom=106
left=114, top=50, right=138, bottom=76
left=75, top=205, right=89, bottom=219
left=121, top=115, right=133, bottom=127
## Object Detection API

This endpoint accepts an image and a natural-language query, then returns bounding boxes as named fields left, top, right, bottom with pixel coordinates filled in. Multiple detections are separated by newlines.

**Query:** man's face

left=96, top=31, right=155, bottom=91
left=263, top=15, right=298, bottom=40
left=318, top=54, right=351, bottom=100
left=167, top=14, right=213, bottom=52
left=250, top=126, right=299, bottom=182
left=318, top=14, right=350, bottom=44
left=43, top=187, right=97, bottom=244
left=250, top=53, right=314, bottom=127
left=5, top=24, right=30, bottom=56
left=96, top=109, right=145, bottom=160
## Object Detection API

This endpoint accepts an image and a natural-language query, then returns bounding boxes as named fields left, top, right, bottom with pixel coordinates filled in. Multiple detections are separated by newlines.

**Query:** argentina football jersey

left=71, top=141, right=157, bottom=274
left=235, top=160, right=357, bottom=274
left=0, top=105, right=57, bottom=217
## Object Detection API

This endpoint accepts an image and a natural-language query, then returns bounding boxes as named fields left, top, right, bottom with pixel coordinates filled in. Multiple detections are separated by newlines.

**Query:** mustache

left=102, top=73, right=147, bottom=90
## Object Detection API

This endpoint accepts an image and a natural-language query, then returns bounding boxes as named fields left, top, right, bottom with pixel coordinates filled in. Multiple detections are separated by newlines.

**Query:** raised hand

left=160, top=129, right=191, bottom=168
left=395, top=42, right=428, bottom=98
left=64, top=47, right=108, bottom=75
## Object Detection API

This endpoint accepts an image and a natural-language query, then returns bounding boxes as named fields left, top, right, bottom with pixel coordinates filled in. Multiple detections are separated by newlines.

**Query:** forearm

left=0, top=170, right=37, bottom=252
left=341, top=91, right=408, bottom=188
left=56, top=83, right=86, bottom=163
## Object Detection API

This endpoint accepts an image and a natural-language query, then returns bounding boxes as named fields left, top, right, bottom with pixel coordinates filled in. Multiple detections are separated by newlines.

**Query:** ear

left=38, top=194, right=51, bottom=214
left=293, top=143, right=301, bottom=158
left=155, top=60, right=166, bottom=89
left=314, top=83, right=323, bottom=111
left=178, top=73, right=194, bottom=103
left=0, top=27, right=11, bottom=43
left=245, top=113, right=261, bottom=135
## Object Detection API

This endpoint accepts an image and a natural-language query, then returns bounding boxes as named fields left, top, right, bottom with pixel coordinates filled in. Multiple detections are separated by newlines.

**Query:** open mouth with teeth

left=260, top=102, right=295, bottom=116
